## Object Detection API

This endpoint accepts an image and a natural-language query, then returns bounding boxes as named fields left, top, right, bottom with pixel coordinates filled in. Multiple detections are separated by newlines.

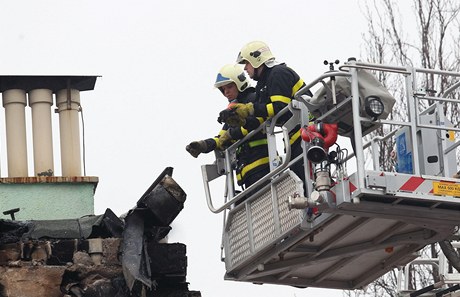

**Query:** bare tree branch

left=354, top=0, right=460, bottom=295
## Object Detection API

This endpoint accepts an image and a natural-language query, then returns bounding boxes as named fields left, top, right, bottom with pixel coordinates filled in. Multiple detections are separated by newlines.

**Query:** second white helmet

left=236, top=41, right=275, bottom=69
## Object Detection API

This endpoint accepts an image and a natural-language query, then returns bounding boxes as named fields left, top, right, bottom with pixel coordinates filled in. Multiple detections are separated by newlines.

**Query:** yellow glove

left=216, top=131, right=232, bottom=150
left=225, top=115, right=246, bottom=127
left=231, top=103, right=254, bottom=120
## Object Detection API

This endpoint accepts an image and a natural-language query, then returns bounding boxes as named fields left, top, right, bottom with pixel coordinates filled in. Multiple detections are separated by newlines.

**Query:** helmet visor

left=214, top=73, right=232, bottom=88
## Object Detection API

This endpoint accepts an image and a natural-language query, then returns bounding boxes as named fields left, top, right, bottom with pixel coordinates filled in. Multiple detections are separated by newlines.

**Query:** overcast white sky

left=0, top=1, right=415, bottom=296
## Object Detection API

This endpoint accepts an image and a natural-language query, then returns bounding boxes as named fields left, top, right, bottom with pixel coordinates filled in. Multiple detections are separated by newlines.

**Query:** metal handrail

left=443, top=80, right=460, bottom=98
left=339, top=62, right=411, bottom=75
left=338, top=61, right=460, bottom=169
left=295, top=70, right=351, bottom=100
left=340, top=60, right=460, bottom=78
left=207, top=68, right=359, bottom=213
left=204, top=60, right=460, bottom=213
left=203, top=106, right=294, bottom=214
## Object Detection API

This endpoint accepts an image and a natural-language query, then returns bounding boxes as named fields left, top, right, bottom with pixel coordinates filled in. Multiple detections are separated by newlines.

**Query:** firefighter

left=185, top=64, right=270, bottom=189
left=224, top=40, right=310, bottom=187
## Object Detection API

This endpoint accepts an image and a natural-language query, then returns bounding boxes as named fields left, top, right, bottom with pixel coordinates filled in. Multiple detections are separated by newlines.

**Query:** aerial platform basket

left=201, top=60, right=460, bottom=290
left=221, top=170, right=460, bottom=289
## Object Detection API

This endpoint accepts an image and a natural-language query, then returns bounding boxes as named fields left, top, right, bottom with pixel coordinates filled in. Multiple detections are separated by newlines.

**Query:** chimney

left=0, top=76, right=99, bottom=220
left=29, top=88, right=54, bottom=176
left=2, top=89, right=28, bottom=177
left=56, top=88, right=82, bottom=176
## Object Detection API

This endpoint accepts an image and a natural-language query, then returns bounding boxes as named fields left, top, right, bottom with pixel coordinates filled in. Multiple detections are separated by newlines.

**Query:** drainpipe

left=56, top=87, right=81, bottom=177
left=2, top=89, right=28, bottom=177
left=29, top=89, right=54, bottom=176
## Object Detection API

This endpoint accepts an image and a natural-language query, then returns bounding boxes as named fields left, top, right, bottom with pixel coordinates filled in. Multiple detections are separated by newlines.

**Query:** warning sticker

left=433, top=181, right=460, bottom=197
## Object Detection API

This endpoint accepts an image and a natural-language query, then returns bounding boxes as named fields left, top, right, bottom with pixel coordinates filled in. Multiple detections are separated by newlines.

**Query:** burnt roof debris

left=121, top=169, right=187, bottom=292
left=0, top=167, right=200, bottom=297
left=0, top=208, right=124, bottom=242
left=138, top=177, right=186, bottom=227
left=0, top=220, right=30, bottom=245
left=148, top=243, right=187, bottom=282
left=61, top=263, right=127, bottom=296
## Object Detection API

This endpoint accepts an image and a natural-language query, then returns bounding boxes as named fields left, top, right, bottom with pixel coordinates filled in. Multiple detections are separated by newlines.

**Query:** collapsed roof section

left=0, top=167, right=200, bottom=297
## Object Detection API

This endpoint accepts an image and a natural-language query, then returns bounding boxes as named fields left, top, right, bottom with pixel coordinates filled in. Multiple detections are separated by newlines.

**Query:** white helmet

left=236, top=40, right=275, bottom=69
left=214, top=64, right=249, bottom=92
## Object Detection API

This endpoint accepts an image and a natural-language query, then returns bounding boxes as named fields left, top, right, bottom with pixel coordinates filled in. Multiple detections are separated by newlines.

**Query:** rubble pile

left=0, top=168, right=200, bottom=297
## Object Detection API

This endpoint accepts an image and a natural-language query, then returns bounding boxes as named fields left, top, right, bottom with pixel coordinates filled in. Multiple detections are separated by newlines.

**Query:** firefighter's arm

left=213, top=129, right=232, bottom=150
left=185, top=126, right=230, bottom=157
left=253, top=74, right=294, bottom=119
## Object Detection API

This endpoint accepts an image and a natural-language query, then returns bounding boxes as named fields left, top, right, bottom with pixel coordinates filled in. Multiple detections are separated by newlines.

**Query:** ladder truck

left=201, top=59, right=460, bottom=292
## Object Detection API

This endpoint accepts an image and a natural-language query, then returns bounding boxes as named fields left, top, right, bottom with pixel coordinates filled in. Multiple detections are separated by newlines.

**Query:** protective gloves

left=215, top=130, right=232, bottom=150
left=231, top=102, right=254, bottom=120
left=243, top=116, right=261, bottom=132
left=225, top=115, right=246, bottom=127
left=218, top=108, right=246, bottom=127
left=186, top=140, right=208, bottom=158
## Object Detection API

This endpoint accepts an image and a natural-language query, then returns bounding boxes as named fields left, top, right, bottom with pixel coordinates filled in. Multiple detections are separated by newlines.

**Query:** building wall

left=0, top=177, right=98, bottom=220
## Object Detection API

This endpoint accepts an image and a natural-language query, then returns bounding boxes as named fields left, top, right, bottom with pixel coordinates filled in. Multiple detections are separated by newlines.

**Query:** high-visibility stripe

left=292, top=79, right=304, bottom=96
left=248, top=139, right=268, bottom=147
left=267, top=103, right=275, bottom=117
left=349, top=179, right=357, bottom=193
left=399, top=176, right=425, bottom=192
left=212, top=137, right=219, bottom=146
left=289, top=130, right=301, bottom=145
left=236, top=157, right=270, bottom=181
left=270, top=95, right=291, bottom=104
left=333, top=173, right=460, bottom=198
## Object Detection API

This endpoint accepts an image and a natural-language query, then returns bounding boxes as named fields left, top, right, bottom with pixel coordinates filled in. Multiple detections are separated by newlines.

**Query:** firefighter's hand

left=217, top=109, right=233, bottom=124
left=186, top=140, right=207, bottom=158
left=217, top=108, right=246, bottom=127
left=216, top=131, right=232, bottom=150
left=243, top=116, right=261, bottom=131
left=225, top=115, right=246, bottom=127
left=230, top=103, right=254, bottom=120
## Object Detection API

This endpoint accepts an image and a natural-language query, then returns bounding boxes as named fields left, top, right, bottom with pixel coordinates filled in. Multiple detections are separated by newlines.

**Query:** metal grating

left=226, top=172, right=304, bottom=270
left=251, top=189, right=275, bottom=250
left=228, top=208, right=251, bottom=267
left=277, top=174, right=301, bottom=233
